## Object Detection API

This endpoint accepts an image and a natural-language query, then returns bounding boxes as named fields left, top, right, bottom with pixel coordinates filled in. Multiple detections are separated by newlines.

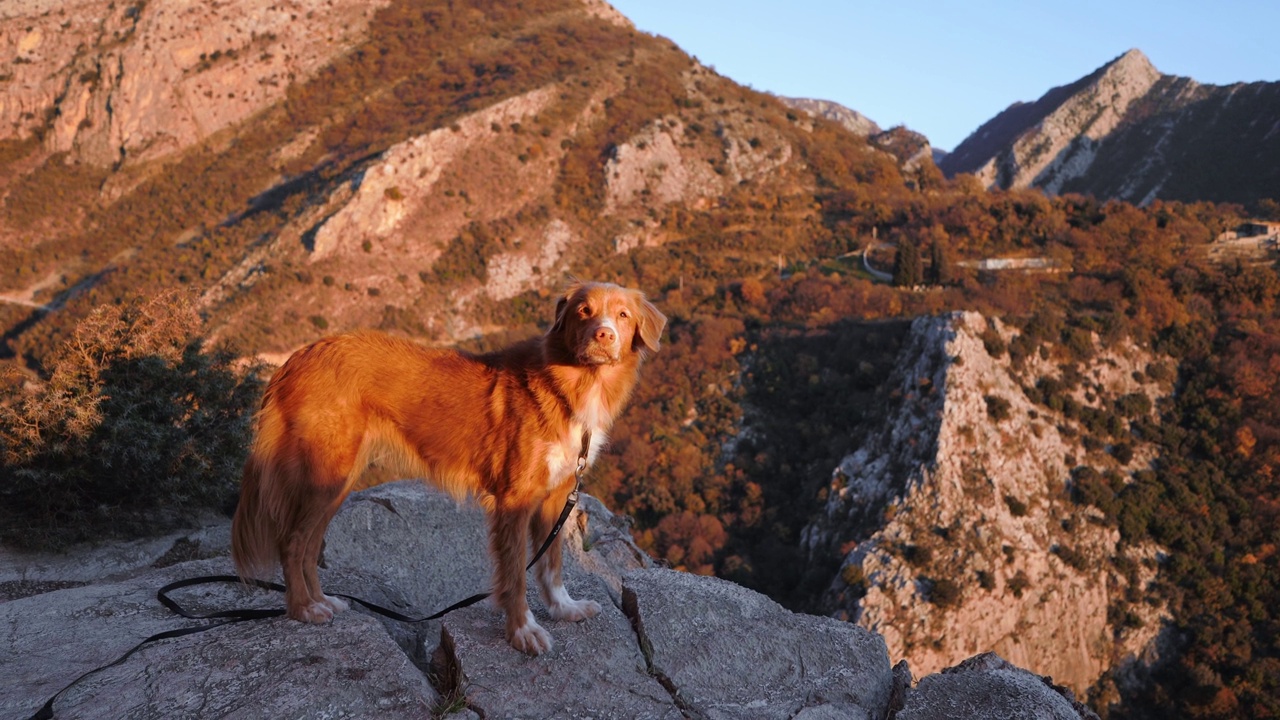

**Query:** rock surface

left=781, top=97, right=881, bottom=137
left=896, top=653, right=1099, bottom=720
left=940, top=48, right=1280, bottom=205
left=0, top=558, right=438, bottom=720
left=624, top=568, right=892, bottom=719
left=804, top=312, right=1168, bottom=695
left=0, top=0, right=390, bottom=167
left=1, top=480, right=1101, bottom=719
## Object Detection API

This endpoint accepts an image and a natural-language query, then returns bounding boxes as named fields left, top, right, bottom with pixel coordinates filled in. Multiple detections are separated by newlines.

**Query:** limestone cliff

left=941, top=50, right=1161, bottom=196
left=781, top=97, right=938, bottom=173
left=781, top=96, right=882, bottom=137
left=0, top=0, right=389, bottom=167
left=940, top=48, right=1280, bottom=206
left=803, top=312, right=1169, bottom=697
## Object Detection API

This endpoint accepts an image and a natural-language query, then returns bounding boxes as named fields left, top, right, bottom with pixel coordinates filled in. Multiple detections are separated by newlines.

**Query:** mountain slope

left=781, top=97, right=881, bottom=136
left=940, top=49, right=1280, bottom=207
left=0, top=0, right=904, bottom=362
left=803, top=312, right=1170, bottom=698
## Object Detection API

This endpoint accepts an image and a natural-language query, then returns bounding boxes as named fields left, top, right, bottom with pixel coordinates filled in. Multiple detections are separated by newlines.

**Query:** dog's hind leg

left=531, top=482, right=601, bottom=623
left=280, top=447, right=354, bottom=623
left=302, top=499, right=350, bottom=615
left=280, top=511, right=335, bottom=623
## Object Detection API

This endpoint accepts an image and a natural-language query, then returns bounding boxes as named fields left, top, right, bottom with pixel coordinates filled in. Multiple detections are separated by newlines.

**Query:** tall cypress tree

left=893, top=241, right=922, bottom=287
left=929, top=240, right=953, bottom=286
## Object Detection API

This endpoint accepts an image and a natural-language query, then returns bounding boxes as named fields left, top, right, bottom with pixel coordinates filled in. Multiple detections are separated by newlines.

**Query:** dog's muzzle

left=578, top=323, right=622, bottom=365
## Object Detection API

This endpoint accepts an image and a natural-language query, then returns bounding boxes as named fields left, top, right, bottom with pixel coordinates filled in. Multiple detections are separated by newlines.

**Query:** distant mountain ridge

left=940, top=49, right=1280, bottom=207
left=780, top=97, right=941, bottom=172
left=780, top=97, right=882, bottom=136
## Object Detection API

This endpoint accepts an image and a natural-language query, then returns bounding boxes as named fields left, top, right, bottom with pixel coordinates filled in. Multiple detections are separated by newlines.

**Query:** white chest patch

left=542, top=381, right=612, bottom=490
left=542, top=424, right=609, bottom=490
left=575, top=383, right=610, bottom=432
left=543, top=441, right=576, bottom=489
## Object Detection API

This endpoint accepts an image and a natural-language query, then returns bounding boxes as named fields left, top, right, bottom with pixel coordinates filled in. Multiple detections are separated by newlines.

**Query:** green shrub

left=927, top=577, right=962, bottom=608
left=981, top=327, right=1006, bottom=357
left=1062, top=326, right=1094, bottom=360
left=0, top=293, right=264, bottom=549
left=1115, top=392, right=1152, bottom=418
left=1007, top=570, right=1031, bottom=598
left=902, top=543, right=934, bottom=566
left=1052, top=543, right=1089, bottom=571
left=976, top=569, right=996, bottom=590
left=1003, top=494, right=1029, bottom=517
left=840, top=562, right=866, bottom=589
left=985, top=394, right=1012, bottom=422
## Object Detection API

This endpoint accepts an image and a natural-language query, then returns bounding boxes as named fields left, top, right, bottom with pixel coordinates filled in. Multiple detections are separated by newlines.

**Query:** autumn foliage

left=0, top=294, right=263, bottom=549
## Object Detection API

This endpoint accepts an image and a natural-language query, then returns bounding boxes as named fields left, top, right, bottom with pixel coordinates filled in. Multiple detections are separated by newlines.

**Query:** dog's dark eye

left=619, top=310, right=630, bottom=319
left=578, top=304, right=591, bottom=317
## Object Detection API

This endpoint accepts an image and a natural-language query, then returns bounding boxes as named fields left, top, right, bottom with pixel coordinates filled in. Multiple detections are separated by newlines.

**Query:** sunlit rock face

left=804, top=311, right=1169, bottom=696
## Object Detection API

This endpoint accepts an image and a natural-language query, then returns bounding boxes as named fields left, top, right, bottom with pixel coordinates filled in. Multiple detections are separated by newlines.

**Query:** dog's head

left=550, top=282, right=666, bottom=366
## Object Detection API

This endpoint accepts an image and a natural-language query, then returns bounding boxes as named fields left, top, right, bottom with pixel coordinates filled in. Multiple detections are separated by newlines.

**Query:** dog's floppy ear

left=631, top=292, right=667, bottom=355
left=550, top=282, right=584, bottom=336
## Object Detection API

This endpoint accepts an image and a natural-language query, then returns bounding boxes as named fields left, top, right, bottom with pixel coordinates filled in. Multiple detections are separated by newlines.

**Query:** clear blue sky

left=607, top=0, right=1280, bottom=152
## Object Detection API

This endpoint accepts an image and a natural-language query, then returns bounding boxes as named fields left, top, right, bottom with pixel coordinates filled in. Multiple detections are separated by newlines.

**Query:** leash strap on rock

left=30, top=431, right=592, bottom=720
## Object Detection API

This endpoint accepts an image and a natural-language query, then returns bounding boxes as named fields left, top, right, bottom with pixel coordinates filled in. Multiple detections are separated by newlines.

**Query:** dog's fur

left=231, top=282, right=665, bottom=655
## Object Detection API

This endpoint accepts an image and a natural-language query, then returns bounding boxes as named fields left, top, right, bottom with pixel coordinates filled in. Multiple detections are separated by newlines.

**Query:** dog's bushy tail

left=231, top=410, right=286, bottom=580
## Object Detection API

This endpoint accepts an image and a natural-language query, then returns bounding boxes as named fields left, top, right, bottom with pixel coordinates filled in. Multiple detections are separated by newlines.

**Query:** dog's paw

left=291, top=601, right=335, bottom=624
left=549, top=597, right=601, bottom=623
left=508, top=616, right=554, bottom=655
left=322, top=594, right=349, bottom=613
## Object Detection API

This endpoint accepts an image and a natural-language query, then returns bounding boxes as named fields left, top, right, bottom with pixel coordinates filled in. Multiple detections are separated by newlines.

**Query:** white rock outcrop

left=805, top=312, right=1168, bottom=696
left=780, top=97, right=882, bottom=137
left=603, top=117, right=723, bottom=215
left=971, top=50, right=1161, bottom=194
left=308, top=86, right=560, bottom=261
left=0, top=0, right=389, bottom=166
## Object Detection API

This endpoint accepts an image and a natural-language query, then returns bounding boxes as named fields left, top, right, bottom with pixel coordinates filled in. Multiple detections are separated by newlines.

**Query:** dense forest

left=1, top=0, right=1278, bottom=717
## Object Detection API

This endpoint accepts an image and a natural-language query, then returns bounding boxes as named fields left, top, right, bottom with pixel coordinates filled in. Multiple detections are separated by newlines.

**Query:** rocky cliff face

left=939, top=50, right=1161, bottom=197
left=1, top=482, right=1099, bottom=719
left=781, top=96, right=882, bottom=136
left=782, top=97, right=939, bottom=174
left=0, top=0, right=389, bottom=167
left=803, top=312, right=1169, bottom=698
left=939, top=49, right=1280, bottom=206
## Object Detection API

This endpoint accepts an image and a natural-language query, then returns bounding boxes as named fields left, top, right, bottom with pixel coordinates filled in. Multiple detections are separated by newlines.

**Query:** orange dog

left=231, top=282, right=665, bottom=654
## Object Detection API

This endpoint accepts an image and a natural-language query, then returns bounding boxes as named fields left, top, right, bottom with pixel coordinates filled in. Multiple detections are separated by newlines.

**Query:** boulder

left=435, top=570, right=681, bottom=718
left=623, top=567, right=893, bottom=719
left=895, top=652, right=1099, bottom=720
left=0, top=559, right=437, bottom=720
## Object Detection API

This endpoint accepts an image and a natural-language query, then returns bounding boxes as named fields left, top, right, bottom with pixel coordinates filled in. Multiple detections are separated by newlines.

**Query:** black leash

left=29, top=431, right=591, bottom=720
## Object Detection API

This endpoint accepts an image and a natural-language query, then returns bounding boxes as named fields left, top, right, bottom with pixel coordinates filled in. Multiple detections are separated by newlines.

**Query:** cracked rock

left=622, top=567, right=893, bottom=719
left=434, top=569, right=680, bottom=718
left=0, top=559, right=437, bottom=719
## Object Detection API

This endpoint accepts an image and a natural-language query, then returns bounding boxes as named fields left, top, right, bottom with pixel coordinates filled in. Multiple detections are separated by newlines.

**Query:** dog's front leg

left=531, top=483, right=601, bottom=622
left=490, top=503, right=553, bottom=655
